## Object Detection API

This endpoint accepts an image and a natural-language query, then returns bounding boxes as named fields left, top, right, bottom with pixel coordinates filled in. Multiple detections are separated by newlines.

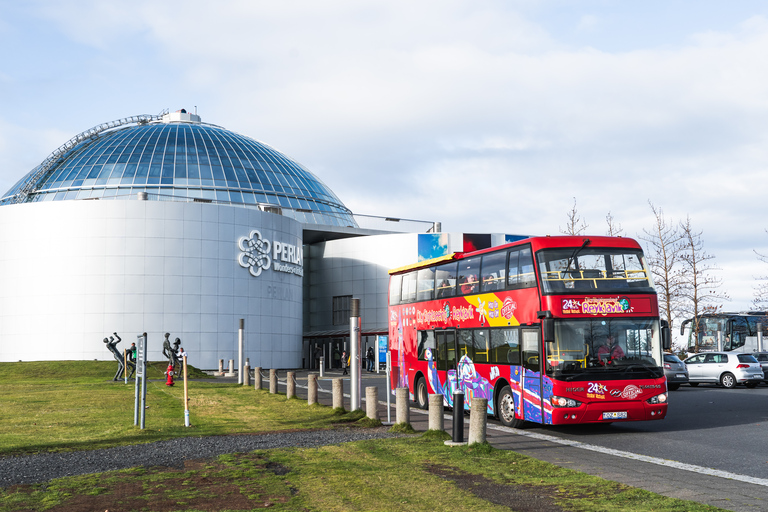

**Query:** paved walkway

left=245, top=369, right=767, bottom=512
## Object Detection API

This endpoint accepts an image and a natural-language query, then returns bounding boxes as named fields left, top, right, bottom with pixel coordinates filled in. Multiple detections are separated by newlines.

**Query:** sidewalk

left=240, top=369, right=766, bottom=512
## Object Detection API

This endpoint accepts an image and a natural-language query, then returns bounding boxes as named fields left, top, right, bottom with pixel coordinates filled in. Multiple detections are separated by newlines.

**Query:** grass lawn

left=0, top=361, right=727, bottom=512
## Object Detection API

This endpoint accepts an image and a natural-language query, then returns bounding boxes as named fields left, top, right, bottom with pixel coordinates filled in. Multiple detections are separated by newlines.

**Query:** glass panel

left=401, top=272, right=417, bottom=303
left=437, top=330, right=456, bottom=372
left=473, top=329, right=490, bottom=363
left=481, top=251, right=506, bottom=292
left=522, top=329, right=540, bottom=372
left=416, top=267, right=435, bottom=301
left=435, top=262, right=457, bottom=298
left=458, top=330, right=474, bottom=361
left=537, top=247, right=653, bottom=294
left=389, top=275, right=402, bottom=306
left=417, top=330, right=436, bottom=361
left=458, top=256, right=480, bottom=295
left=490, top=328, right=519, bottom=365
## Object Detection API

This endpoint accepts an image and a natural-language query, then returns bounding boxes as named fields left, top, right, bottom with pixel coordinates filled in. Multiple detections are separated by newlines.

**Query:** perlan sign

left=237, top=229, right=303, bottom=277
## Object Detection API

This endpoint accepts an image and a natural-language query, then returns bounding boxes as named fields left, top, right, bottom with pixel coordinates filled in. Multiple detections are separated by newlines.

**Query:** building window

left=333, top=295, right=352, bottom=325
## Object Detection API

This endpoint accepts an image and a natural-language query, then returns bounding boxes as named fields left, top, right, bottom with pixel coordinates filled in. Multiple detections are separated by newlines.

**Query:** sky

left=2, top=0, right=768, bottom=315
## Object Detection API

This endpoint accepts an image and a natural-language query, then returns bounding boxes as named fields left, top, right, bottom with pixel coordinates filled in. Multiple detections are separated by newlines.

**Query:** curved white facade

left=0, top=199, right=303, bottom=369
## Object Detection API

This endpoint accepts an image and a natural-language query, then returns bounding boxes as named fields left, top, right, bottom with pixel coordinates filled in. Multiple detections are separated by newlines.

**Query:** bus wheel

left=720, top=373, right=736, bottom=388
left=497, top=385, right=524, bottom=428
left=414, top=377, right=429, bottom=409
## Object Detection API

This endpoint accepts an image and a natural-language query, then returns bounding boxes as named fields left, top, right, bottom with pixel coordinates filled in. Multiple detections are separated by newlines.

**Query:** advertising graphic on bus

left=388, top=235, right=672, bottom=427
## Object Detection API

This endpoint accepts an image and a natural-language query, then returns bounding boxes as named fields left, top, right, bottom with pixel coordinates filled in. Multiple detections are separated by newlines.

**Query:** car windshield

left=737, top=354, right=759, bottom=363
left=536, top=247, right=654, bottom=294
left=546, top=317, right=664, bottom=381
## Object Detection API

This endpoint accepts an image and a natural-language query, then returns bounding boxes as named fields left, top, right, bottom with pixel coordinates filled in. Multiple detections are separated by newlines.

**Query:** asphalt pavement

left=243, top=368, right=768, bottom=512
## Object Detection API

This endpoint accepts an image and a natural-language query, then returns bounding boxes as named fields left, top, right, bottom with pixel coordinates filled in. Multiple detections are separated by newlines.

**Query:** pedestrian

left=341, top=351, right=348, bottom=375
left=367, top=346, right=374, bottom=372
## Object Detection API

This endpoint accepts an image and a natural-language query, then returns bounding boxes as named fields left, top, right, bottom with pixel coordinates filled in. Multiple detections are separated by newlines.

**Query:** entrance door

left=436, top=329, right=460, bottom=407
left=521, top=327, right=544, bottom=422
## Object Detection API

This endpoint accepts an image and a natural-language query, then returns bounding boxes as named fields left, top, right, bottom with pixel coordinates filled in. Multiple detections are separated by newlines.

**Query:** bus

left=387, top=235, right=671, bottom=427
left=680, top=311, right=768, bottom=353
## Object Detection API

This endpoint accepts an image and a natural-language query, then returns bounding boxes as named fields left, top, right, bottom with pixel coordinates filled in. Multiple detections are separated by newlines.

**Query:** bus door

left=521, top=327, right=544, bottom=422
left=436, top=329, right=458, bottom=406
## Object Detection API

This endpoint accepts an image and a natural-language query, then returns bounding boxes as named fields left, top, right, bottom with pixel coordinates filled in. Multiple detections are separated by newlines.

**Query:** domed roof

left=1, top=110, right=356, bottom=227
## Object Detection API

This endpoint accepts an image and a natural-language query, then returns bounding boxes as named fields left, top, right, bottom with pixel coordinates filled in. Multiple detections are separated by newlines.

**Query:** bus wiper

left=563, top=238, right=591, bottom=274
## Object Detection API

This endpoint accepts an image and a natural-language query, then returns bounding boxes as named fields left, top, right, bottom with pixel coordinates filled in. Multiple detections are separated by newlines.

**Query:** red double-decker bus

left=388, top=235, right=671, bottom=427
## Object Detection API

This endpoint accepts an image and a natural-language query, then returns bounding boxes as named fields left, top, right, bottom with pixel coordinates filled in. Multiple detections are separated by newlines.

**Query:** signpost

left=133, top=332, right=148, bottom=429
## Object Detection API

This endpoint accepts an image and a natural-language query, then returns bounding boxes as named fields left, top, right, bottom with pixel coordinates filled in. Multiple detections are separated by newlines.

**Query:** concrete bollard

left=428, top=394, right=444, bottom=431
left=366, top=386, right=378, bottom=420
left=308, top=374, right=318, bottom=405
left=254, top=367, right=262, bottom=390
left=225, top=359, right=235, bottom=377
left=287, top=371, right=296, bottom=399
left=269, top=369, right=277, bottom=394
left=468, top=398, right=488, bottom=445
left=242, top=363, right=250, bottom=386
left=396, top=387, right=410, bottom=426
left=218, top=359, right=224, bottom=376
left=333, top=378, right=344, bottom=410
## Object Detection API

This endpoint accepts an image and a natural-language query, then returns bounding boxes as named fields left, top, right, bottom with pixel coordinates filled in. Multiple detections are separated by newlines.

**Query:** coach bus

left=680, top=311, right=768, bottom=353
left=388, top=235, right=671, bottom=427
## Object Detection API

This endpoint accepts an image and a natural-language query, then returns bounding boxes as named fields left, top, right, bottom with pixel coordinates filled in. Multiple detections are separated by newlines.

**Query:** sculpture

left=104, top=332, right=135, bottom=381
left=162, top=333, right=182, bottom=375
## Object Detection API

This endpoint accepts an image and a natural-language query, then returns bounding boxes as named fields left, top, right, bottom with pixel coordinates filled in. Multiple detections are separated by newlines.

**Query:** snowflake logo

left=237, top=230, right=272, bottom=277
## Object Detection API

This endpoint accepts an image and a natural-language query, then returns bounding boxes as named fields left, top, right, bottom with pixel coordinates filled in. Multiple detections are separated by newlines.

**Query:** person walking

left=341, top=351, right=348, bottom=375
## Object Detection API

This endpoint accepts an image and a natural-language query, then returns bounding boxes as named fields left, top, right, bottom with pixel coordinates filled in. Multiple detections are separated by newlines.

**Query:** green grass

left=0, top=361, right=728, bottom=512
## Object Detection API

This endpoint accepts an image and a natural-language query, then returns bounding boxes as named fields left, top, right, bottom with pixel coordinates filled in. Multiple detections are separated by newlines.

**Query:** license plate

left=675, top=374, right=686, bottom=378
left=752, top=374, right=762, bottom=379
left=602, top=411, right=628, bottom=420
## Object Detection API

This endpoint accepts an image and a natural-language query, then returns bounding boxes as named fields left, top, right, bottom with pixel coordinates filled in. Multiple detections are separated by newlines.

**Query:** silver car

left=684, top=352, right=764, bottom=388
left=753, top=352, right=768, bottom=383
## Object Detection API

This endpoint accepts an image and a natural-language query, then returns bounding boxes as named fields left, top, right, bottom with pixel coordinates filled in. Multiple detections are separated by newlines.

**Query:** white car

left=683, top=352, right=763, bottom=388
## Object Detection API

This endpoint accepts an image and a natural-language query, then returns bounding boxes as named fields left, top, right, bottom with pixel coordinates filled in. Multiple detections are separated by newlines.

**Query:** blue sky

left=2, top=0, right=768, bottom=314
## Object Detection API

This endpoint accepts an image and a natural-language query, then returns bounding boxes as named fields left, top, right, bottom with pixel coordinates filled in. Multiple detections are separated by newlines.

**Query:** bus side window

left=458, top=330, right=474, bottom=361
left=522, top=329, right=540, bottom=371
left=458, top=257, right=481, bottom=295
left=401, top=272, right=417, bottom=303
left=473, top=329, right=489, bottom=363
left=490, top=328, right=519, bottom=365
left=508, top=247, right=536, bottom=289
left=435, top=261, right=457, bottom=298
left=437, top=330, right=456, bottom=372
left=389, top=274, right=402, bottom=306
left=480, top=251, right=506, bottom=292
left=417, top=330, right=436, bottom=361
left=416, top=267, right=435, bottom=301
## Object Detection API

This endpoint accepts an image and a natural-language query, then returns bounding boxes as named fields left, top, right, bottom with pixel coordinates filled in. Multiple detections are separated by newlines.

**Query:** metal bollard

left=287, top=371, right=296, bottom=399
left=242, top=363, right=250, bottom=386
left=269, top=369, right=277, bottom=394
left=468, top=398, right=488, bottom=445
left=366, top=386, right=378, bottom=420
left=254, top=367, right=262, bottom=390
left=319, top=356, right=325, bottom=377
left=428, top=394, right=444, bottom=431
left=308, top=374, right=318, bottom=405
left=396, top=387, right=410, bottom=425
left=333, top=378, right=344, bottom=409
left=451, top=392, right=464, bottom=443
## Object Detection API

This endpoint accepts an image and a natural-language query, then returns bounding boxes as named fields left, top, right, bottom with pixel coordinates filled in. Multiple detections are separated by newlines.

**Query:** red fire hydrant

left=165, top=363, right=175, bottom=386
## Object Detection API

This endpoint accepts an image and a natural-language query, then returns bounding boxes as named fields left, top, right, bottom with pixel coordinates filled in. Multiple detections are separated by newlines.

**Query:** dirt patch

left=37, top=457, right=304, bottom=512
left=425, top=464, right=569, bottom=512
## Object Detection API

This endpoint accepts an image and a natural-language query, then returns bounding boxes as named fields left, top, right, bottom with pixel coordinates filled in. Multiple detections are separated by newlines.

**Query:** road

left=344, top=371, right=768, bottom=481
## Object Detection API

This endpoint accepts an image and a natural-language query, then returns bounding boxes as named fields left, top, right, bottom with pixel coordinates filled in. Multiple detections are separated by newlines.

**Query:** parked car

left=663, top=353, right=689, bottom=390
left=683, top=352, right=764, bottom=388
left=752, top=352, right=768, bottom=383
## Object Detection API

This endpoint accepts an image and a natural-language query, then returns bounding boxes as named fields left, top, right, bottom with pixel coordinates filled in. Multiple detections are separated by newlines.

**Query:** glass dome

left=0, top=111, right=357, bottom=227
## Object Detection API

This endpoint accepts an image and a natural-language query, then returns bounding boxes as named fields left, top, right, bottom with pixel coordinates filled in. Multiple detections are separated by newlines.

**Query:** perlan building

left=0, top=109, right=518, bottom=369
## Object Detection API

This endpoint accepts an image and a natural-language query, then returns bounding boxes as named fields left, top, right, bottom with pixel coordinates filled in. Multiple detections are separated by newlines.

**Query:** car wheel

left=667, top=383, right=680, bottom=391
left=745, top=382, right=759, bottom=388
left=720, top=372, right=736, bottom=388
left=414, top=376, right=428, bottom=409
left=688, top=382, right=699, bottom=387
left=497, top=385, right=525, bottom=428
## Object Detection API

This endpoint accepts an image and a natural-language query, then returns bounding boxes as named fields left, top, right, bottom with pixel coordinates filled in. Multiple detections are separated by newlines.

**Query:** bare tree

left=678, top=216, right=729, bottom=352
left=560, top=197, right=588, bottom=235
left=605, top=211, right=624, bottom=237
left=638, top=202, right=686, bottom=342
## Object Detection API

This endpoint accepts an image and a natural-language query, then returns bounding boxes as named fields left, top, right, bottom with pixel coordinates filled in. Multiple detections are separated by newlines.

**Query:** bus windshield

left=546, top=318, right=664, bottom=380
left=537, top=247, right=653, bottom=294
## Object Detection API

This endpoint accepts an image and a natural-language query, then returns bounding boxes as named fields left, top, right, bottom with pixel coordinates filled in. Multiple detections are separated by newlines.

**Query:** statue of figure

left=171, top=337, right=182, bottom=374
left=104, top=332, right=135, bottom=381
left=162, top=333, right=173, bottom=364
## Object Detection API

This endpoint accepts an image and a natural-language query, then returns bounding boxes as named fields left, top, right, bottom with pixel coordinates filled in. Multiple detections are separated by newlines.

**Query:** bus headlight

left=646, top=393, right=667, bottom=404
left=551, top=396, right=582, bottom=408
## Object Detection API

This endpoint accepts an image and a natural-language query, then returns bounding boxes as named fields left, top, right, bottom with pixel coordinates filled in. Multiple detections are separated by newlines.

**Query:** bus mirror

left=542, top=318, right=554, bottom=343
left=662, top=325, right=671, bottom=351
